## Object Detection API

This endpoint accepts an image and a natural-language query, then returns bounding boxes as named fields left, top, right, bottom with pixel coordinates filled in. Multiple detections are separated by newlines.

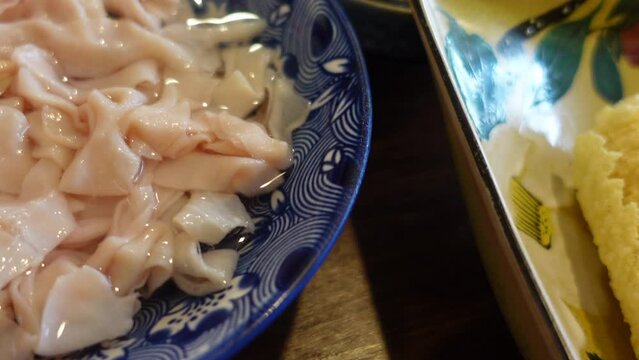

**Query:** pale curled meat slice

left=143, top=230, right=174, bottom=295
left=0, top=59, right=16, bottom=97
left=71, top=59, right=161, bottom=96
left=155, top=185, right=187, bottom=220
left=12, top=44, right=79, bottom=104
left=153, top=152, right=283, bottom=196
left=0, top=308, right=34, bottom=360
left=8, top=272, right=38, bottom=336
left=0, top=105, right=35, bottom=195
left=109, top=185, right=158, bottom=238
left=35, top=265, right=139, bottom=356
left=9, top=251, right=87, bottom=336
left=85, top=236, right=128, bottom=273
left=11, top=45, right=87, bottom=147
left=86, top=185, right=158, bottom=271
left=0, top=0, right=107, bottom=23
left=0, top=192, right=76, bottom=289
left=13, top=65, right=79, bottom=125
left=104, top=0, right=179, bottom=31
left=209, top=70, right=262, bottom=118
left=172, top=233, right=238, bottom=296
left=62, top=195, right=121, bottom=247
left=262, top=77, right=310, bottom=144
left=0, top=97, right=25, bottom=111
left=221, top=45, right=273, bottom=98
left=26, top=110, right=75, bottom=169
left=162, top=18, right=266, bottom=55
left=125, top=84, right=209, bottom=158
left=204, top=112, right=292, bottom=169
left=5, top=252, right=88, bottom=359
left=173, top=192, right=253, bottom=245
left=60, top=90, right=145, bottom=196
left=108, top=222, right=173, bottom=295
left=163, top=67, right=220, bottom=109
left=0, top=16, right=193, bottom=78
left=19, top=159, right=62, bottom=201
left=139, top=0, right=180, bottom=21
left=62, top=217, right=112, bottom=247
left=59, top=128, right=142, bottom=196
left=41, top=106, right=87, bottom=150
left=0, top=0, right=19, bottom=17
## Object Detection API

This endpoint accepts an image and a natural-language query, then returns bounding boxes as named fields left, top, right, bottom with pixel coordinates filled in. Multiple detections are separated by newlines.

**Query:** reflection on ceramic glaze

left=444, top=14, right=506, bottom=140
left=532, top=7, right=596, bottom=105
left=444, top=0, right=639, bottom=142
left=520, top=0, right=639, bottom=105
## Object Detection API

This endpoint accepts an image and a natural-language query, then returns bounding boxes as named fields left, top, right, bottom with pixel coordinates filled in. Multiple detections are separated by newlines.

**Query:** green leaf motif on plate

left=534, top=11, right=596, bottom=104
left=444, top=15, right=505, bottom=140
left=592, top=31, right=623, bottom=103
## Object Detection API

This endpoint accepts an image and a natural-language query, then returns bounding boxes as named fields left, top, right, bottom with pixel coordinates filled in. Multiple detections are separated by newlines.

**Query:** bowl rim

left=200, top=1, right=373, bottom=359
left=408, top=0, right=569, bottom=358
left=345, top=0, right=411, bottom=15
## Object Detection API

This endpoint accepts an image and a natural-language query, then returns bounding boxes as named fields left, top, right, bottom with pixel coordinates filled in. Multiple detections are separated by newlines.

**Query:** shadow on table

left=348, top=54, right=524, bottom=359
left=233, top=300, right=298, bottom=359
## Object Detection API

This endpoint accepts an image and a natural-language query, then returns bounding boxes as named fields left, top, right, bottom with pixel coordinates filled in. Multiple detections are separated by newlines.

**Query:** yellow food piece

left=574, top=95, right=639, bottom=357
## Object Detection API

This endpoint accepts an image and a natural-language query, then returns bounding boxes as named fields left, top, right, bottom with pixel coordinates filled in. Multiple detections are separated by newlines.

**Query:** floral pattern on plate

left=428, top=0, right=639, bottom=358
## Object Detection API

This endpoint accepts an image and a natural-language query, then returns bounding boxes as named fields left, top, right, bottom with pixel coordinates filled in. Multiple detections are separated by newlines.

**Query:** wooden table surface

left=236, top=43, right=525, bottom=360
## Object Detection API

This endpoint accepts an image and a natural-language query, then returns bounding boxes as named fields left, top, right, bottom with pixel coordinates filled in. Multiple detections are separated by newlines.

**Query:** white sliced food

left=173, top=192, right=253, bottom=245
left=35, top=266, right=138, bottom=356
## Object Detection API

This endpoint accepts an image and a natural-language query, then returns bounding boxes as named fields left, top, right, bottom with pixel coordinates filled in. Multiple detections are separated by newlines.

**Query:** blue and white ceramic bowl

left=67, top=1, right=371, bottom=359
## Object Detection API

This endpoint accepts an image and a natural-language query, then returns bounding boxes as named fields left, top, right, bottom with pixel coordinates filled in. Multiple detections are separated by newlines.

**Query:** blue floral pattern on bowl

left=64, top=0, right=371, bottom=358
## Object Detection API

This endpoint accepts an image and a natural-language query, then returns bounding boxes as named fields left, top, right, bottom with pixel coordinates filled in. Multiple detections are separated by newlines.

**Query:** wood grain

left=236, top=54, right=525, bottom=359
left=236, top=223, right=387, bottom=359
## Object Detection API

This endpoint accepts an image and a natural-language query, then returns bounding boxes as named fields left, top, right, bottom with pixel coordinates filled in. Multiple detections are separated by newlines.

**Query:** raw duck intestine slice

left=124, top=84, right=209, bottom=159
left=70, top=59, right=162, bottom=97
left=35, top=265, right=139, bottom=356
left=104, top=0, right=179, bottom=30
left=204, top=112, right=292, bottom=169
left=11, top=44, right=79, bottom=104
left=59, top=90, right=146, bottom=196
left=19, top=159, right=62, bottom=201
left=26, top=110, right=76, bottom=169
left=173, top=192, right=253, bottom=245
left=0, top=192, right=76, bottom=289
left=0, top=13, right=193, bottom=78
left=153, top=152, right=283, bottom=196
left=0, top=106, right=35, bottom=195
left=172, top=233, right=239, bottom=296
left=0, top=308, right=33, bottom=360
left=107, top=221, right=174, bottom=295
